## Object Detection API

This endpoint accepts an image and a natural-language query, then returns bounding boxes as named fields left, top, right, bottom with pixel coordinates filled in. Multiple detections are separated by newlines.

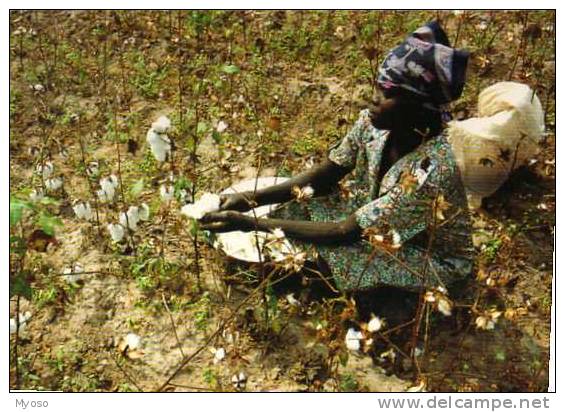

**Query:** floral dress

left=273, top=109, right=475, bottom=292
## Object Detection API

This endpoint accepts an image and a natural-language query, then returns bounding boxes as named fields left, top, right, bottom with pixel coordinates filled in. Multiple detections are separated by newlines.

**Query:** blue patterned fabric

left=271, top=110, right=475, bottom=292
left=377, top=21, right=469, bottom=108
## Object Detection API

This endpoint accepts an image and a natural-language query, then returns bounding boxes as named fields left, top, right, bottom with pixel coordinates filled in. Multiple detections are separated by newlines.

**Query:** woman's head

left=372, top=21, right=469, bottom=133
left=369, top=92, right=443, bottom=137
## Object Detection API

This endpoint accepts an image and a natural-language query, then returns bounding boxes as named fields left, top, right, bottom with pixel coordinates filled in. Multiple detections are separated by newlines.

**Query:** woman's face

left=370, top=97, right=401, bottom=130
left=370, top=96, right=422, bottom=131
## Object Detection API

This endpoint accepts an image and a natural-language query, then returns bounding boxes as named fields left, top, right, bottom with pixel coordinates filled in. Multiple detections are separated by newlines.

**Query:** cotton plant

left=159, top=184, right=175, bottom=203
left=231, top=372, right=247, bottom=390
left=29, top=188, right=44, bottom=202
left=211, top=347, right=226, bottom=364
left=118, top=332, right=144, bottom=359
left=97, top=174, right=119, bottom=203
left=345, top=313, right=386, bottom=353
left=475, top=308, right=503, bottom=331
left=345, top=328, right=364, bottom=351
left=424, top=286, right=453, bottom=317
left=10, top=311, right=32, bottom=334
left=216, top=120, right=228, bottom=133
left=62, top=263, right=85, bottom=284
left=36, top=161, right=54, bottom=179
left=291, top=184, right=315, bottom=202
left=73, top=201, right=94, bottom=221
left=85, top=160, right=100, bottom=177
left=107, top=223, right=125, bottom=243
left=107, top=203, right=150, bottom=243
left=146, top=116, right=172, bottom=162
left=45, top=177, right=63, bottom=192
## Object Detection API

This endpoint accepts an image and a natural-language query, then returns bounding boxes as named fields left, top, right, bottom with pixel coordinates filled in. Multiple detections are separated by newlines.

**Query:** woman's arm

left=200, top=211, right=362, bottom=245
left=220, top=158, right=351, bottom=212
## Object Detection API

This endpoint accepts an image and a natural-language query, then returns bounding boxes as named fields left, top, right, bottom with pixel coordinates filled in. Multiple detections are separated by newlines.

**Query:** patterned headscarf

left=378, top=21, right=469, bottom=110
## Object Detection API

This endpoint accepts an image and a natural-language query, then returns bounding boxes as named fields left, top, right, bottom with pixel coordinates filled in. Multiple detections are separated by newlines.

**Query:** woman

left=201, top=21, right=472, bottom=293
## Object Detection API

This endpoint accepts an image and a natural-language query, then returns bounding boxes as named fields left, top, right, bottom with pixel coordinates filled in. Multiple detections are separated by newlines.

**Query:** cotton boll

left=29, top=188, right=44, bottom=202
left=216, top=120, right=228, bottom=133
left=345, top=328, right=364, bottom=351
left=107, top=223, right=125, bottom=243
left=10, top=311, right=32, bottom=334
left=109, top=174, right=119, bottom=188
left=73, top=202, right=93, bottom=221
left=213, top=347, right=226, bottom=364
left=138, top=203, right=150, bottom=221
left=367, top=315, right=384, bottom=333
left=119, top=209, right=139, bottom=231
left=271, top=228, right=285, bottom=240
left=36, top=162, right=54, bottom=179
left=302, top=185, right=315, bottom=198
left=437, top=297, right=453, bottom=317
left=125, top=333, right=142, bottom=350
left=63, top=263, right=85, bottom=284
left=151, top=116, right=171, bottom=133
left=147, top=129, right=171, bottom=162
left=45, top=177, right=63, bottom=192
left=86, top=161, right=100, bottom=177
left=100, top=178, right=116, bottom=196
left=160, top=185, right=175, bottom=202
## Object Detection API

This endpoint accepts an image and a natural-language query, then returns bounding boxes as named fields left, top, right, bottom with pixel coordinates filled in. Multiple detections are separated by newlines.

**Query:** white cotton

left=45, top=177, right=62, bottom=191
left=151, top=116, right=171, bottom=133
left=271, top=228, right=285, bottom=240
left=391, top=230, right=402, bottom=247
left=345, top=328, right=364, bottom=351
left=86, top=161, right=99, bottom=177
left=36, top=162, right=54, bottom=179
left=160, top=185, right=175, bottom=202
left=98, top=176, right=118, bottom=202
left=125, top=333, right=141, bottom=350
left=216, top=120, right=228, bottom=133
left=29, top=188, right=44, bottom=203
left=10, top=311, right=32, bottom=334
left=63, top=263, right=85, bottom=284
left=414, top=168, right=429, bottom=186
left=367, top=315, right=384, bottom=333
left=181, top=193, right=220, bottom=220
left=213, top=347, right=226, bottom=364
left=119, top=207, right=139, bottom=231
left=73, top=202, right=93, bottom=221
left=147, top=129, right=171, bottom=162
left=286, top=293, right=301, bottom=307
left=107, top=223, right=125, bottom=243
left=109, top=174, right=119, bottom=188
left=437, top=298, right=453, bottom=317
left=302, top=185, right=315, bottom=198
left=138, top=203, right=150, bottom=221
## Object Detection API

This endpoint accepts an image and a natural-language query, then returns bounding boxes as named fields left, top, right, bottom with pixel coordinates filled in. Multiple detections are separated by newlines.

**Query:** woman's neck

left=378, top=128, right=424, bottom=184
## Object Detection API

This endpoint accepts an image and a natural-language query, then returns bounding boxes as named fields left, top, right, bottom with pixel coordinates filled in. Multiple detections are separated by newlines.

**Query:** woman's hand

left=199, top=211, right=254, bottom=233
left=219, top=192, right=254, bottom=212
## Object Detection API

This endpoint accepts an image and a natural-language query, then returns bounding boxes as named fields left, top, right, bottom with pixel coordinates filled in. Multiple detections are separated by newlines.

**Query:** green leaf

left=130, top=178, right=144, bottom=198
left=10, top=198, right=32, bottom=227
left=211, top=130, right=222, bottom=144
left=37, top=213, right=63, bottom=236
left=197, top=121, right=208, bottom=135
left=221, top=64, right=240, bottom=75
left=10, top=274, right=33, bottom=300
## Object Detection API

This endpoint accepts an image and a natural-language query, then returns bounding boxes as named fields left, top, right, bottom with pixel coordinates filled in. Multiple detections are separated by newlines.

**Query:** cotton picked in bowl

left=181, top=193, right=221, bottom=220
